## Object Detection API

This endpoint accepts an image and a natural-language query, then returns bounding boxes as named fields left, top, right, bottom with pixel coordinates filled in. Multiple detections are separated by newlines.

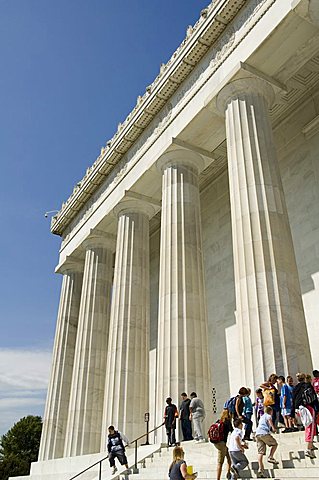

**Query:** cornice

left=50, top=0, right=246, bottom=236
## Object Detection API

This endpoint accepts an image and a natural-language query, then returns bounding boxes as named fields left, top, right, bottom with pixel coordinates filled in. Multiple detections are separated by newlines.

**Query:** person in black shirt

left=164, top=397, right=179, bottom=446
left=107, top=425, right=129, bottom=475
left=180, top=393, right=193, bottom=441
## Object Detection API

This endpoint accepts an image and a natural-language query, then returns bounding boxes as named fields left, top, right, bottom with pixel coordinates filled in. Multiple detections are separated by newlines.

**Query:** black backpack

left=302, top=385, right=317, bottom=406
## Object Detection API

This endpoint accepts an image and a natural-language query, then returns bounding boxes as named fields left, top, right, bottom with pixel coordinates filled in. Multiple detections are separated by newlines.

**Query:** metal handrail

left=69, top=421, right=165, bottom=480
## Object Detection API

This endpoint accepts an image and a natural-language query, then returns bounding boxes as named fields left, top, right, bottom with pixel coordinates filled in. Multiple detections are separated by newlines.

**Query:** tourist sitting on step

left=291, top=372, right=319, bottom=459
left=255, top=406, right=279, bottom=477
left=168, top=445, right=197, bottom=480
left=107, top=425, right=129, bottom=475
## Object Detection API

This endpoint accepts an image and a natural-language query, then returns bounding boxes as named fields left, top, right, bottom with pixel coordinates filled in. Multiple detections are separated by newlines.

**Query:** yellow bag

left=263, top=387, right=275, bottom=406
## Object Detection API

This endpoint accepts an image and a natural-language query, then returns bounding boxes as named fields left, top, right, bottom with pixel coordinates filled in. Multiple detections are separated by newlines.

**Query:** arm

left=235, top=434, right=244, bottom=452
left=267, top=417, right=276, bottom=433
left=235, top=397, right=242, bottom=418
left=120, top=432, right=129, bottom=446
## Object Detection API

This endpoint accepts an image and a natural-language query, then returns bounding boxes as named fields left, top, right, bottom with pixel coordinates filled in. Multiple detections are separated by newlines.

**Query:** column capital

left=216, top=76, right=275, bottom=114
left=57, top=256, right=84, bottom=275
left=113, top=192, right=160, bottom=219
left=83, top=230, right=116, bottom=251
left=156, top=148, right=205, bottom=174
left=292, top=0, right=319, bottom=28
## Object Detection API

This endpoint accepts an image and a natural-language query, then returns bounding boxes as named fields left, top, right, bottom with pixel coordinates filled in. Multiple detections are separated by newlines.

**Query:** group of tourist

left=106, top=370, right=319, bottom=478
left=210, top=370, right=319, bottom=480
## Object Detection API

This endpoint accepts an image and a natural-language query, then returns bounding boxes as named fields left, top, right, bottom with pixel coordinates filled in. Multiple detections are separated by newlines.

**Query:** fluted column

left=64, top=233, right=115, bottom=457
left=39, top=258, right=83, bottom=460
left=155, top=149, right=211, bottom=434
left=217, top=76, right=312, bottom=386
left=102, top=197, right=156, bottom=445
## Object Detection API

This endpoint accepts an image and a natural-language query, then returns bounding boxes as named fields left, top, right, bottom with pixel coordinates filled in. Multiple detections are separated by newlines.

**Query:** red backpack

left=208, top=420, right=224, bottom=443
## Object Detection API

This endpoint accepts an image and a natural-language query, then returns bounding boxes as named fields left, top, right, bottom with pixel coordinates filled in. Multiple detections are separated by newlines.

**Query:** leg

left=226, top=448, right=232, bottom=478
left=109, top=452, right=116, bottom=468
left=171, top=428, right=176, bottom=445
left=193, top=416, right=203, bottom=440
left=185, top=419, right=193, bottom=440
left=305, top=406, right=316, bottom=451
left=242, top=416, right=253, bottom=440
left=269, top=443, right=278, bottom=458
left=258, top=453, right=264, bottom=472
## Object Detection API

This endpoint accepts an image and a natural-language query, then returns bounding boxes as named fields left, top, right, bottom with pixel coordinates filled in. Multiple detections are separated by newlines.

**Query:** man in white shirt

left=228, top=419, right=249, bottom=479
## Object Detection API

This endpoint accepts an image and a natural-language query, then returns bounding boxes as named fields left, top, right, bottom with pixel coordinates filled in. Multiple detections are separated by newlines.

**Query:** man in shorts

left=255, top=406, right=279, bottom=477
left=107, top=425, right=129, bottom=475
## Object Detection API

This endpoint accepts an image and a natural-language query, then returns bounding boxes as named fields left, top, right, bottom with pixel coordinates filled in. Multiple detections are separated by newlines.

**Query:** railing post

left=133, top=439, right=138, bottom=474
left=142, top=412, right=150, bottom=446
left=99, top=460, right=102, bottom=480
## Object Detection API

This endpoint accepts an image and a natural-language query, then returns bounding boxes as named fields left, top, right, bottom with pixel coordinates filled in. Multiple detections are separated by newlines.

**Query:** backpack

left=224, top=396, right=237, bottom=415
left=302, top=386, right=317, bottom=406
left=263, top=387, right=275, bottom=406
left=208, top=420, right=224, bottom=443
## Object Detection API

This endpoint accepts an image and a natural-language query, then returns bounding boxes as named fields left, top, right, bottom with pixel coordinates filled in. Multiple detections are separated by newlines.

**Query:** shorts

left=256, top=434, right=278, bottom=455
left=282, top=408, right=291, bottom=416
left=214, top=441, right=229, bottom=464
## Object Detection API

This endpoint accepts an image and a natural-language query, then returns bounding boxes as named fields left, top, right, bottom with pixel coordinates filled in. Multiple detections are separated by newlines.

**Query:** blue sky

left=0, top=0, right=210, bottom=436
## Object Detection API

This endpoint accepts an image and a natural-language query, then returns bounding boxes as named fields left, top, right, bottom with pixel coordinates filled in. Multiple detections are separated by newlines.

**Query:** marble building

left=16, top=0, right=319, bottom=478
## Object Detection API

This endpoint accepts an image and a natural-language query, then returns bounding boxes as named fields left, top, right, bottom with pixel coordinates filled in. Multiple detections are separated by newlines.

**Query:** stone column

left=39, top=258, right=83, bottom=460
left=64, top=233, right=115, bottom=457
left=217, top=76, right=312, bottom=386
left=155, top=150, right=211, bottom=435
left=102, top=198, right=156, bottom=445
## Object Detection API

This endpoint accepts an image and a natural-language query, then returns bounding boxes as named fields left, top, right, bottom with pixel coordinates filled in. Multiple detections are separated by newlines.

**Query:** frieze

left=58, top=0, right=277, bottom=241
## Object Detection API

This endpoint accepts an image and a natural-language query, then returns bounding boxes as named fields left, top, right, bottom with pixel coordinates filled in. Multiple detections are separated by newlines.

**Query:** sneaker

left=268, top=457, right=279, bottom=464
left=230, top=465, right=239, bottom=477
left=305, top=450, right=316, bottom=459
left=226, top=472, right=232, bottom=479
left=312, top=445, right=318, bottom=450
left=257, top=470, right=265, bottom=478
left=197, top=438, right=206, bottom=443
left=112, top=466, right=118, bottom=475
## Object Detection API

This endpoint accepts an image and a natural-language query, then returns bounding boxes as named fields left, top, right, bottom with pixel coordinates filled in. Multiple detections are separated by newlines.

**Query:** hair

left=255, top=388, right=263, bottom=395
left=268, top=373, right=278, bottom=383
left=108, top=425, right=115, bottom=432
left=296, top=372, right=306, bottom=382
left=220, top=408, right=231, bottom=422
left=166, top=397, right=172, bottom=403
left=287, top=375, right=293, bottom=382
left=233, top=418, right=242, bottom=428
left=313, top=370, right=319, bottom=377
left=181, top=392, right=187, bottom=397
left=238, top=387, right=248, bottom=395
left=305, top=374, right=312, bottom=383
left=278, top=375, right=285, bottom=382
left=265, top=406, right=273, bottom=414
left=170, top=446, right=184, bottom=467
left=190, top=392, right=197, bottom=398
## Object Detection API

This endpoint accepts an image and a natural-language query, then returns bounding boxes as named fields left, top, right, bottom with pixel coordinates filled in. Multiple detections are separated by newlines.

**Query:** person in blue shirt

left=242, top=388, right=253, bottom=440
left=278, top=376, right=293, bottom=432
